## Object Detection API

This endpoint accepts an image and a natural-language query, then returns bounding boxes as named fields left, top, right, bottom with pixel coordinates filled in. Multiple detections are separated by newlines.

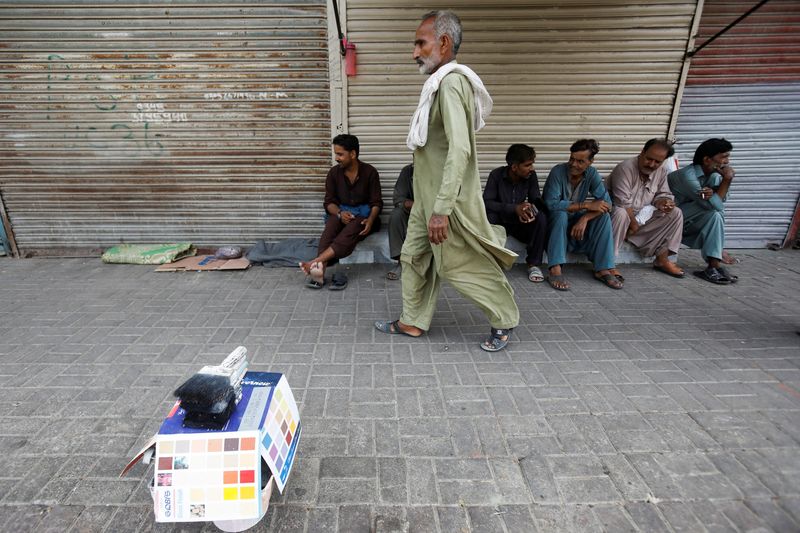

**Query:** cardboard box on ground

left=121, top=354, right=301, bottom=532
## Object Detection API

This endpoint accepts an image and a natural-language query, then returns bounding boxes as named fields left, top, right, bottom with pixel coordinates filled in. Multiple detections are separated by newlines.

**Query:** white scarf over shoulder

left=406, top=61, right=493, bottom=151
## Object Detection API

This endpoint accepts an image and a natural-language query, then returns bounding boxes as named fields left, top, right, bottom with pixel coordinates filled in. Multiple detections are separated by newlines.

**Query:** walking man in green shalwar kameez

left=375, top=10, right=520, bottom=352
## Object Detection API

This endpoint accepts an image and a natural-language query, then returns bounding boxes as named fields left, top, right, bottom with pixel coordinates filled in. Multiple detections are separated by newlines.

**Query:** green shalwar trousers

left=399, top=208, right=519, bottom=332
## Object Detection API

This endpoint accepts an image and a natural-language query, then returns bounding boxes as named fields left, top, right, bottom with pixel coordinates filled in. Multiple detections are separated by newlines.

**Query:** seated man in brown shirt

left=300, top=134, right=383, bottom=289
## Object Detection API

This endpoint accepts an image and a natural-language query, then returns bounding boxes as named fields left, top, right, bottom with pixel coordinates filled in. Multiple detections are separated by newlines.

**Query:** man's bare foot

left=548, top=266, right=570, bottom=291
left=299, top=261, right=324, bottom=284
left=653, top=259, right=685, bottom=277
left=721, top=250, right=739, bottom=264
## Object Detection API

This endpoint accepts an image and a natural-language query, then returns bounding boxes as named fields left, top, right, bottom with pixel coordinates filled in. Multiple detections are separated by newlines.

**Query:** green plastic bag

left=102, top=243, right=196, bottom=265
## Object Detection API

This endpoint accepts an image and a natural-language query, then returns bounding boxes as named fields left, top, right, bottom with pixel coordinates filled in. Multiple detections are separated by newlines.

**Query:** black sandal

left=480, top=328, right=512, bottom=352
left=717, top=266, right=738, bottom=283
left=693, top=267, right=730, bottom=285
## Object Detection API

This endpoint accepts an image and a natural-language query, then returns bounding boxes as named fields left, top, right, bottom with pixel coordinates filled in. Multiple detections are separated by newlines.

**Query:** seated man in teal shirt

left=543, top=139, right=622, bottom=291
left=667, top=138, right=737, bottom=284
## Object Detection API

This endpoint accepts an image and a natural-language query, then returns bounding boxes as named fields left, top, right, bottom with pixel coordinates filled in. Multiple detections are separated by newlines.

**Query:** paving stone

left=743, top=498, right=800, bottom=532
left=337, top=504, right=371, bottom=533
left=306, top=507, right=337, bottom=533
left=434, top=506, right=468, bottom=532
left=557, top=476, right=622, bottom=504
left=319, top=457, right=376, bottom=478
left=407, top=459, right=438, bottom=505
left=591, top=505, right=636, bottom=532
left=406, top=506, right=438, bottom=533
left=519, top=454, right=560, bottom=504
left=269, top=504, right=308, bottom=533
left=465, top=506, right=505, bottom=533
left=657, top=501, right=707, bottom=532
left=379, top=458, right=408, bottom=504
left=317, top=479, right=376, bottom=504
left=624, top=502, right=670, bottom=533
left=68, top=505, right=116, bottom=533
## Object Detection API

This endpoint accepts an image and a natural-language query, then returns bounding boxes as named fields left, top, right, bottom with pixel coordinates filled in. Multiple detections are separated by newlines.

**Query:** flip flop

left=594, top=272, right=623, bottom=289
left=329, top=272, right=348, bottom=290
left=653, top=263, right=685, bottom=278
left=548, top=273, right=570, bottom=291
left=386, top=264, right=401, bottom=281
left=480, top=328, right=512, bottom=352
left=374, top=320, right=423, bottom=338
left=305, top=277, right=324, bottom=289
left=693, top=267, right=730, bottom=285
left=527, top=265, right=544, bottom=283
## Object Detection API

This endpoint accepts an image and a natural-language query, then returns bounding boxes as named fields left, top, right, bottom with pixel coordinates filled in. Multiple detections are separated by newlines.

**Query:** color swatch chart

left=261, top=378, right=301, bottom=492
left=154, top=431, right=261, bottom=522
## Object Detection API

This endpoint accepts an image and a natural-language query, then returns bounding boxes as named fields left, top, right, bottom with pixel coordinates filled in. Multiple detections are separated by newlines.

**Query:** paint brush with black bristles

left=174, top=346, right=248, bottom=428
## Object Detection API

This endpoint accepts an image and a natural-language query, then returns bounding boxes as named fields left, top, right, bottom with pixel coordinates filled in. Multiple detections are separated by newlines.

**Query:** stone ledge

left=340, top=231, right=660, bottom=265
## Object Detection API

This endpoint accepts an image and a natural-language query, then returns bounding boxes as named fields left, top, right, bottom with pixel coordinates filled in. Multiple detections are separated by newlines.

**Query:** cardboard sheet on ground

left=122, top=372, right=301, bottom=528
left=155, top=255, right=250, bottom=272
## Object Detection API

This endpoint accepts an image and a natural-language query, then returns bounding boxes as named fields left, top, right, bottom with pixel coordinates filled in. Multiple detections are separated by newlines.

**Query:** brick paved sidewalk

left=0, top=249, right=798, bottom=532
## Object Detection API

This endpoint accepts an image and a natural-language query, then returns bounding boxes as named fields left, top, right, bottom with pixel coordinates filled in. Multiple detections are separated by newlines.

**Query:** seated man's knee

left=592, top=212, right=612, bottom=229
left=389, top=209, right=406, bottom=227
left=549, top=209, right=568, bottom=228
left=610, top=207, right=628, bottom=224
left=667, top=206, right=683, bottom=223
left=535, top=211, right=548, bottom=232
left=708, top=210, right=725, bottom=228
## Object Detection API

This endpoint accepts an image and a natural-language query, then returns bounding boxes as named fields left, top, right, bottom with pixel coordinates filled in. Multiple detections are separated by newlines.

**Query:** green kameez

left=399, top=72, right=519, bottom=331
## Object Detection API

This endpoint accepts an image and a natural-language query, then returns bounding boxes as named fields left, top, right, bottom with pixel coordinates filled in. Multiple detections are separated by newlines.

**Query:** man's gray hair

left=422, top=10, right=462, bottom=55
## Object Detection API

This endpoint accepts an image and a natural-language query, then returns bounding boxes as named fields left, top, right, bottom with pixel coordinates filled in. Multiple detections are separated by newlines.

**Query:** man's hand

left=428, top=214, right=449, bottom=244
left=625, top=207, right=639, bottom=236
left=655, top=197, right=675, bottom=213
left=359, top=218, right=373, bottom=236
left=585, top=199, right=611, bottom=213
left=719, top=165, right=735, bottom=182
left=403, top=199, right=414, bottom=211
left=570, top=216, right=589, bottom=240
left=627, top=218, right=640, bottom=236
left=515, top=202, right=535, bottom=223
left=698, top=187, right=714, bottom=201
left=340, top=211, right=355, bottom=224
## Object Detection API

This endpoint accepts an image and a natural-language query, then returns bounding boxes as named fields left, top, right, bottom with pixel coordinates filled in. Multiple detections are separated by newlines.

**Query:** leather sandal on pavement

left=386, top=263, right=401, bottom=281
left=594, top=272, right=624, bottom=289
left=609, top=268, right=625, bottom=282
left=717, top=266, right=738, bottom=283
left=481, top=328, right=512, bottom=352
left=693, top=267, right=730, bottom=285
left=548, top=274, right=570, bottom=291
left=329, top=272, right=348, bottom=290
left=374, top=320, right=423, bottom=338
left=305, top=277, right=324, bottom=289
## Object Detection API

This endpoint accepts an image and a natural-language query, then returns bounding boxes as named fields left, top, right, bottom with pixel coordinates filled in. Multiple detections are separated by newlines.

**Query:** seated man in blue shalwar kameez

left=543, top=139, right=622, bottom=291
left=668, top=138, right=738, bottom=285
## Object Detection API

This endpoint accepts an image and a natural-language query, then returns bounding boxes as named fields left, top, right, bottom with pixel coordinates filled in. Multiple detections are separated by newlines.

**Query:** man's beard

left=416, top=54, right=439, bottom=75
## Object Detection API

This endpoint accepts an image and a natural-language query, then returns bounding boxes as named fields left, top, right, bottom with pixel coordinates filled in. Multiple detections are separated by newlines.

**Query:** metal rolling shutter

left=345, top=1, right=697, bottom=191
left=0, top=1, right=330, bottom=253
left=673, top=0, right=800, bottom=247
